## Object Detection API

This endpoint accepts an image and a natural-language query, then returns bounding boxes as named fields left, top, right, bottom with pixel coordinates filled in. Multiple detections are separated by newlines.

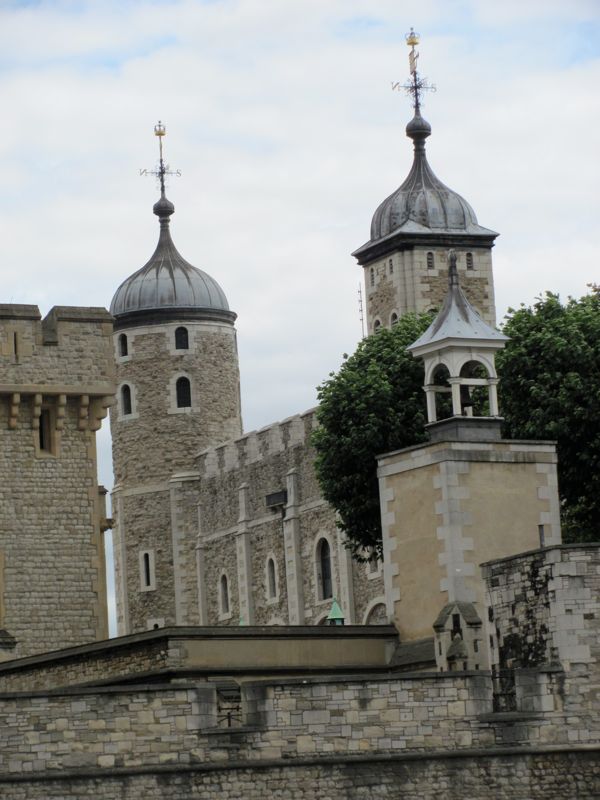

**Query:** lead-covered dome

left=110, top=192, right=235, bottom=326
left=370, top=112, right=491, bottom=241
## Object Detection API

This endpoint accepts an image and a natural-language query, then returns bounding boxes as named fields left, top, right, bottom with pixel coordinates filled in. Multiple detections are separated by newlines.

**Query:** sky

left=1, top=0, right=599, bottom=632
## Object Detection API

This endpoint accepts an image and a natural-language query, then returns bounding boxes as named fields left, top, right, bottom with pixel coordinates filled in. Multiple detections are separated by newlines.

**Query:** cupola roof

left=352, top=33, right=497, bottom=264
left=110, top=122, right=235, bottom=328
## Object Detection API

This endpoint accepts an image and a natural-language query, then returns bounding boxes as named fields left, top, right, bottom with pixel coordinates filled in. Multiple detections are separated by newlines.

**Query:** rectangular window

left=139, top=550, right=156, bottom=591
left=36, top=406, right=57, bottom=456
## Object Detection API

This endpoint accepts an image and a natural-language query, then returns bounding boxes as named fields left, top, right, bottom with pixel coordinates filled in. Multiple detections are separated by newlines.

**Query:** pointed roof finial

left=154, top=120, right=167, bottom=197
left=399, top=28, right=436, bottom=116
left=447, top=249, right=459, bottom=287
left=139, top=120, right=181, bottom=219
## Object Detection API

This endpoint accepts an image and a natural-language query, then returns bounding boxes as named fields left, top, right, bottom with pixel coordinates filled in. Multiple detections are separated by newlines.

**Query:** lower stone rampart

left=0, top=670, right=598, bottom=795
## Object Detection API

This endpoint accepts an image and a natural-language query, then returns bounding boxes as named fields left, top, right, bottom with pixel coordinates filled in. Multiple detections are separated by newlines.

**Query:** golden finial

left=154, top=120, right=166, bottom=137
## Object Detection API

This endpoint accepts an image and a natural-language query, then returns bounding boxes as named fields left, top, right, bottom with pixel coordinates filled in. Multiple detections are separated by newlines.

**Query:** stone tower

left=353, top=33, right=497, bottom=333
left=0, top=304, right=114, bottom=660
left=377, top=256, right=561, bottom=667
left=110, top=130, right=242, bottom=635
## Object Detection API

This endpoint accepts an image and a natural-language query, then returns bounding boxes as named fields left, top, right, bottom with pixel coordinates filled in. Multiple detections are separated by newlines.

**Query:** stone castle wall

left=366, top=247, right=495, bottom=333
left=196, top=410, right=383, bottom=625
left=0, top=672, right=598, bottom=798
left=0, top=305, right=114, bottom=660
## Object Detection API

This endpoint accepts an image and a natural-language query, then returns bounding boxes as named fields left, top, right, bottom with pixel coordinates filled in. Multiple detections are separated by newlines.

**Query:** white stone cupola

left=408, top=250, right=508, bottom=438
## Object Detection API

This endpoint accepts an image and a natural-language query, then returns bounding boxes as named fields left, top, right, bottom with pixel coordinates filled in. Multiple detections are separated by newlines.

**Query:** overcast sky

left=2, top=0, right=599, bottom=632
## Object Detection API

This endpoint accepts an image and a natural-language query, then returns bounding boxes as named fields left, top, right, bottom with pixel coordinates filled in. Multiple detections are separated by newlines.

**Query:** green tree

left=313, top=312, right=432, bottom=559
left=497, top=290, right=600, bottom=543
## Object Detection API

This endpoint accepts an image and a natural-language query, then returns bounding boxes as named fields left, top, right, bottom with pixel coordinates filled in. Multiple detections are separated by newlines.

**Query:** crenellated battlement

left=196, top=408, right=317, bottom=478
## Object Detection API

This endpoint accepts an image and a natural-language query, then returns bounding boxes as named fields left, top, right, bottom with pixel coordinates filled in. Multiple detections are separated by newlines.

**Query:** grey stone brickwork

left=196, top=410, right=383, bottom=626
left=0, top=305, right=114, bottom=660
left=365, top=248, right=496, bottom=333
left=110, top=320, right=242, bottom=635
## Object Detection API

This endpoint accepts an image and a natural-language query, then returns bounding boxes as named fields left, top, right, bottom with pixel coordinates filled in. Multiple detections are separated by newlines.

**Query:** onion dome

left=110, top=191, right=235, bottom=328
left=353, top=112, right=497, bottom=263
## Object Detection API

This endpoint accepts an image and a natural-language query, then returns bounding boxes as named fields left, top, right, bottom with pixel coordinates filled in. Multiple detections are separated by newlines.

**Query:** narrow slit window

left=466, top=252, right=474, bottom=270
left=427, top=252, right=434, bottom=269
left=121, top=385, right=132, bottom=416
left=389, top=258, right=394, bottom=274
left=318, top=538, right=332, bottom=600
left=370, top=268, right=375, bottom=287
left=143, top=553, right=151, bottom=587
left=39, top=409, right=52, bottom=452
left=220, top=574, right=230, bottom=615
left=118, top=334, right=128, bottom=357
left=175, top=327, right=189, bottom=350
left=267, top=558, right=277, bottom=599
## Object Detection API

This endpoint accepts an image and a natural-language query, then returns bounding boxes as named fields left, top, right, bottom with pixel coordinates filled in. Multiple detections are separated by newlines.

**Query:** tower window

left=267, top=558, right=277, bottom=600
left=220, top=574, right=230, bottom=616
left=373, top=319, right=381, bottom=333
left=175, top=326, right=189, bottom=350
left=466, top=252, right=474, bottom=270
left=118, top=334, right=128, bottom=357
left=390, top=312, right=398, bottom=326
left=317, top=538, right=332, bottom=600
left=389, top=259, right=394, bottom=275
left=121, top=385, right=132, bottom=416
left=176, top=377, right=191, bottom=408
left=139, top=550, right=156, bottom=591
left=370, top=268, right=375, bottom=287
left=39, top=409, right=53, bottom=453
left=427, top=252, right=434, bottom=269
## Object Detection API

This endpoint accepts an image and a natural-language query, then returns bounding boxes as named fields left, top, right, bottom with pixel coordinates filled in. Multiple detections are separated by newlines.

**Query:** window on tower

left=175, top=326, right=189, bottom=350
left=389, top=258, right=394, bottom=274
left=176, top=377, right=192, bottom=408
left=220, top=573, right=230, bottom=616
left=121, top=385, right=132, bottom=416
left=466, top=252, right=474, bottom=270
left=370, top=268, right=375, bottom=287
left=427, top=252, right=434, bottom=269
left=373, top=319, right=381, bottom=333
left=118, top=334, right=128, bottom=357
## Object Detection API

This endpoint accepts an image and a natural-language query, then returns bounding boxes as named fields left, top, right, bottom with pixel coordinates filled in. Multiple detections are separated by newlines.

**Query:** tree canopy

left=313, top=312, right=432, bottom=559
left=498, top=290, right=600, bottom=543
left=313, top=290, right=600, bottom=557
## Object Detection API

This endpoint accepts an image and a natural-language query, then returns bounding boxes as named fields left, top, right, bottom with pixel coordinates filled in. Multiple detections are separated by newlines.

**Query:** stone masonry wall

left=0, top=673, right=598, bottom=798
left=366, top=248, right=495, bottom=334
left=0, top=306, right=114, bottom=660
left=197, top=411, right=382, bottom=625
left=483, top=544, right=600, bottom=726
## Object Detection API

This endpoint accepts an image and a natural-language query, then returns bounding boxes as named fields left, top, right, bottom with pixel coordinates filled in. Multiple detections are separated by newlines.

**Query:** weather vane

left=391, top=28, right=436, bottom=113
left=139, top=120, right=181, bottom=193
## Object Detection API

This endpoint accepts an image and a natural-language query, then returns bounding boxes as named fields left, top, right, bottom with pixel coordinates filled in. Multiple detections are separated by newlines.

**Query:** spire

left=151, top=121, right=175, bottom=220
left=401, top=28, right=435, bottom=149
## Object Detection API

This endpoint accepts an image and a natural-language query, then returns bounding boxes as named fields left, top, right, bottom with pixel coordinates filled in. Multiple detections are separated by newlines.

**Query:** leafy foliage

left=497, top=290, right=600, bottom=543
left=313, top=313, right=432, bottom=558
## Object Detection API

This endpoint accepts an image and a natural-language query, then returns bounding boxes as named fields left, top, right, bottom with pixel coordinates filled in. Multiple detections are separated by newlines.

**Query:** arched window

left=317, top=538, right=332, bottom=600
left=390, top=312, right=398, bottom=326
left=176, top=377, right=191, bottom=408
left=267, top=558, right=277, bottom=599
left=373, top=319, right=381, bottom=333
left=370, top=268, right=375, bottom=287
left=466, top=252, right=474, bottom=270
left=175, top=326, right=189, bottom=350
left=220, top=574, right=230, bottom=615
left=427, top=252, right=434, bottom=269
left=121, top=385, right=132, bottom=416
left=118, top=334, right=128, bottom=357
